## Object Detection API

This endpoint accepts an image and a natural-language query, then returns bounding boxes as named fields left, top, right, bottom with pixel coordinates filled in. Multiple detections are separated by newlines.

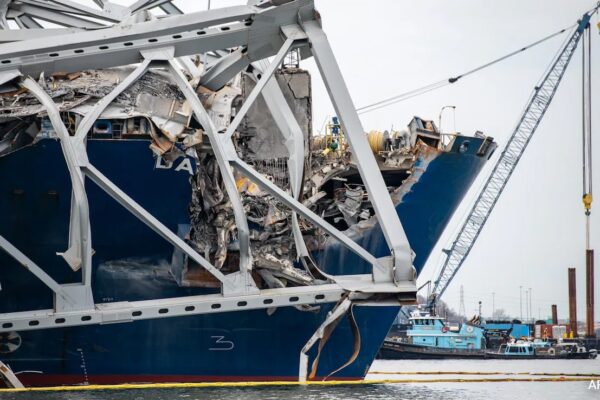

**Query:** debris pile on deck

left=0, top=65, right=445, bottom=292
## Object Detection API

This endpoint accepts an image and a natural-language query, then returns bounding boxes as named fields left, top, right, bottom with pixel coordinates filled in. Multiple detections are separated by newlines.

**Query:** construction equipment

left=426, top=8, right=598, bottom=312
left=582, top=17, right=595, bottom=338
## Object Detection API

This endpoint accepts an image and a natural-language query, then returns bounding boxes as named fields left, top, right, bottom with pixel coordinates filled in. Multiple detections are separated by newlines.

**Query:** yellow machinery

left=321, top=116, right=344, bottom=156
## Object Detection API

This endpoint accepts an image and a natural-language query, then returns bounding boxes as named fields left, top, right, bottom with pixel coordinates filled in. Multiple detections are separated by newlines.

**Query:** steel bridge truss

left=0, top=0, right=416, bottom=365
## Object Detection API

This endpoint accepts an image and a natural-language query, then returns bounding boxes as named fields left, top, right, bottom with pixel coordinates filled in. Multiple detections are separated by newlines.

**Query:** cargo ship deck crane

left=426, top=7, right=598, bottom=313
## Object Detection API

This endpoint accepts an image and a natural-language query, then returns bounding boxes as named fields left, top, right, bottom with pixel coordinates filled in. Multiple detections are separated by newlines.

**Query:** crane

left=426, top=7, right=597, bottom=313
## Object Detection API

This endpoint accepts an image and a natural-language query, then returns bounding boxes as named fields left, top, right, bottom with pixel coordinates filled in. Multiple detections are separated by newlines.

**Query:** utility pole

left=520, top=286, right=523, bottom=321
left=529, top=287, right=533, bottom=323
left=478, top=301, right=482, bottom=318
left=459, top=285, right=466, bottom=318
left=525, top=289, right=529, bottom=322
left=492, top=292, right=495, bottom=318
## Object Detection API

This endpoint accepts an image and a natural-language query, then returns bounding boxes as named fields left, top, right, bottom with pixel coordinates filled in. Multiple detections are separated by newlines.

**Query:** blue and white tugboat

left=379, top=311, right=487, bottom=359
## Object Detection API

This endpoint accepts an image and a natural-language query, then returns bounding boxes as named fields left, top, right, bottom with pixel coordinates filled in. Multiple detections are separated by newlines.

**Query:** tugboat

left=485, top=342, right=542, bottom=359
left=379, top=311, right=486, bottom=359
left=551, top=342, right=598, bottom=359
left=485, top=341, right=598, bottom=359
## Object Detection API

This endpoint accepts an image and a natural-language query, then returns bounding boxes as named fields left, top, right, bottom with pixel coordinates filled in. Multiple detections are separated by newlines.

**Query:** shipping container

left=534, top=324, right=571, bottom=339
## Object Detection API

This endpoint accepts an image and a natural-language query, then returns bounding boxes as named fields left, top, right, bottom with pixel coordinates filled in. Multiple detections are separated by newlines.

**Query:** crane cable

left=582, top=23, right=593, bottom=249
left=423, top=6, right=599, bottom=301
left=356, top=23, right=576, bottom=115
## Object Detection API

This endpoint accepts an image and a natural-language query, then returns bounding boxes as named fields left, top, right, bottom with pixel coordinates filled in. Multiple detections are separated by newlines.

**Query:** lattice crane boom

left=427, top=9, right=596, bottom=311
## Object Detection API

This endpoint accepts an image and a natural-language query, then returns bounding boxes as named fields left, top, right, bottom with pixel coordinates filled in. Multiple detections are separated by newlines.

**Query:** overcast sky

left=100, top=0, right=600, bottom=322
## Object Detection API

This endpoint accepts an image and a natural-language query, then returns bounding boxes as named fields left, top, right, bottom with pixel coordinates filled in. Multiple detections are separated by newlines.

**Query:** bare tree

left=491, top=308, right=510, bottom=320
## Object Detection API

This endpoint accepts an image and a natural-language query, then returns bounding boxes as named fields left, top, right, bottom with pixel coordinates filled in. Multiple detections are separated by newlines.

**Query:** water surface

left=0, top=359, right=598, bottom=399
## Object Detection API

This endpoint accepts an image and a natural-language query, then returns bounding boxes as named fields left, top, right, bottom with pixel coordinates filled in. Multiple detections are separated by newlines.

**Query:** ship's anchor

left=299, top=295, right=361, bottom=381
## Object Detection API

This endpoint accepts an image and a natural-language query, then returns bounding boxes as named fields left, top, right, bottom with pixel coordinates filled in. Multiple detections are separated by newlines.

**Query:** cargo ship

left=0, top=0, right=496, bottom=387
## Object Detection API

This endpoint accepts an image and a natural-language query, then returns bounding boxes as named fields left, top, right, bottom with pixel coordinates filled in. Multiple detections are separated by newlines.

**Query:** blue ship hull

left=0, top=136, right=493, bottom=386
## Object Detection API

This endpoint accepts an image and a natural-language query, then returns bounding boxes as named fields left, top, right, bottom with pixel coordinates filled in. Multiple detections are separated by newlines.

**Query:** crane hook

left=583, top=193, right=593, bottom=216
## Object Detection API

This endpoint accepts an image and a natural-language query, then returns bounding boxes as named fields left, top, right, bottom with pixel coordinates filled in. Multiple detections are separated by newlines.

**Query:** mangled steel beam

left=0, top=0, right=418, bottom=335
left=165, top=52, right=256, bottom=292
left=19, top=74, right=93, bottom=292
left=0, top=2, right=308, bottom=76
left=73, top=59, right=153, bottom=142
left=302, top=20, right=414, bottom=282
left=251, top=60, right=310, bottom=259
left=230, top=157, right=382, bottom=270
left=83, top=163, right=243, bottom=294
left=200, top=47, right=251, bottom=91
left=223, top=37, right=299, bottom=141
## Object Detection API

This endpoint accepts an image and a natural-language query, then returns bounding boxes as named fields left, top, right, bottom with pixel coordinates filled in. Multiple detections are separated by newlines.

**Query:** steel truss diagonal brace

left=218, top=35, right=311, bottom=259
left=72, top=48, right=249, bottom=295
left=128, top=0, right=176, bottom=14
left=64, top=60, right=152, bottom=275
left=231, top=158, right=382, bottom=270
left=223, top=37, right=297, bottom=141
left=177, top=33, right=388, bottom=277
left=13, top=0, right=120, bottom=21
left=19, top=75, right=93, bottom=288
left=165, top=54, right=256, bottom=293
left=74, top=58, right=152, bottom=142
left=0, top=235, right=74, bottom=306
left=302, top=20, right=414, bottom=283
left=0, top=70, right=97, bottom=312
left=200, top=46, right=250, bottom=91
left=9, top=3, right=107, bottom=29
left=13, top=14, right=42, bottom=29
left=252, top=59, right=309, bottom=258
left=82, top=164, right=244, bottom=295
